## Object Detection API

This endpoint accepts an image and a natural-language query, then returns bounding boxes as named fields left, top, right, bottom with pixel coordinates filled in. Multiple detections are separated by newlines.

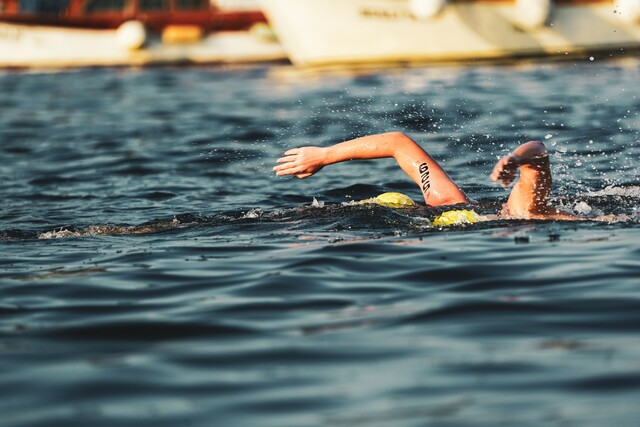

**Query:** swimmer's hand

left=273, top=147, right=326, bottom=179
left=491, top=141, right=549, bottom=187
left=491, top=153, right=521, bottom=187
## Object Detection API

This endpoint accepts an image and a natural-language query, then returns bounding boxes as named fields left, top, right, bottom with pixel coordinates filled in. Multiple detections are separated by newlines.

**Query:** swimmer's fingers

left=274, top=147, right=313, bottom=166
left=490, top=155, right=520, bottom=187
left=489, top=159, right=506, bottom=183
left=274, top=154, right=296, bottom=165
left=490, top=162, right=514, bottom=185
left=498, top=174, right=515, bottom=187
left=273, top=153, right=302, bottom=175
left=493, top=169, right=516, bottom=187
left=273, top=160, right=318, bottom=178
left=273, top=163, right=301, bottom=176
left=274, top=164, right=323, bottom=178
left=273, top=146, right=326, bottom=178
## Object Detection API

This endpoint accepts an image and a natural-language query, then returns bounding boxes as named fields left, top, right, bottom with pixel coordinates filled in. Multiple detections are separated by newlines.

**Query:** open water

left=1, top=59, right=639, bottom=427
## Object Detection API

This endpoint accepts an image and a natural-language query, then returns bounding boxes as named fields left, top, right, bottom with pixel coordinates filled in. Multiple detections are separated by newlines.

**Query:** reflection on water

left=0, top=59, right=639, bottom=427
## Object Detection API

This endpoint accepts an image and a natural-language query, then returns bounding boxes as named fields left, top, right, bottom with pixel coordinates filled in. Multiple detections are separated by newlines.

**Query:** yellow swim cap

left=354, top=193, right=485, bottom=226
left=374, top=192, right=417, bottom=208
left=432, top=209, right=485, bottom=226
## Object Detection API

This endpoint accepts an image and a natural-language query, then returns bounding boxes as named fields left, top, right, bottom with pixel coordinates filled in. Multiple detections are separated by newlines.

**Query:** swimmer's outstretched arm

left=273, top=132, right=469, bottom=206
left=491, top=141, right=578, bottom=220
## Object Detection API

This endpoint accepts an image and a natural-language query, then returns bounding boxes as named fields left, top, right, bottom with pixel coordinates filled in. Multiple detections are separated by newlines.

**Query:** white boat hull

left=261, top=0, right=640, bottom=66
left=0, top=23, right=286, bottom=68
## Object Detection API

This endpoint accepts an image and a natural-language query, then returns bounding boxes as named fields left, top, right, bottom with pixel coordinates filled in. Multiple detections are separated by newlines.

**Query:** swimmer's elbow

left=529, top=140, right=546, bottom=148
left=530, top=140, right=547, bottom=154
left=513, top=140, right=550, bottom=168
left=383, top=131, right=411, bottom=142
left=382, top=132, right=417, bottom=154
left=522, top=141, right=548, bottom=157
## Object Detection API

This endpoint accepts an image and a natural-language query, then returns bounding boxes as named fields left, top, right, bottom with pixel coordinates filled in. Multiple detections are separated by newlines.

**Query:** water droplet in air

left=545, top=134, right=553, bottom=139
left=589, top=56, right=594, bottom=61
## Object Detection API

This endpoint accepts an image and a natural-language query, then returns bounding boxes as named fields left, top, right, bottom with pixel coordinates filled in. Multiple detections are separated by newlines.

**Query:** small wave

left=38, top=218, right=185, bottom=239
left=586, top=185, right=640, bottom=198
left=553, top=184, right=640, bottom=223
left=240, top=208, right=264, bottom=219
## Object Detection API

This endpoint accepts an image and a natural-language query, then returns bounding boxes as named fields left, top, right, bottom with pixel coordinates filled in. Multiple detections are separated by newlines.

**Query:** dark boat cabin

left=0, top=0, right=266, bottom=31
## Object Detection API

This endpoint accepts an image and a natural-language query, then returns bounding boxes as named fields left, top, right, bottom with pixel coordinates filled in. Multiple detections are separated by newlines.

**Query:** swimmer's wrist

left=323, top=145, right=339, bottom=165
left=508, top=153, right=522, bottom=166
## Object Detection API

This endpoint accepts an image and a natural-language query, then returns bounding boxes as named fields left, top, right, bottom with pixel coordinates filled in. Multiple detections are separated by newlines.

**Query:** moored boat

left=0, top=0, right=286, bottom=68
left=261, top=0, right=640, bottom=66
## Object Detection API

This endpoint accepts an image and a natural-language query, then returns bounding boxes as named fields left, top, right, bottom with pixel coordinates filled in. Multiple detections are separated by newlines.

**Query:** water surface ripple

left=1, top=60, right=639, bottom=427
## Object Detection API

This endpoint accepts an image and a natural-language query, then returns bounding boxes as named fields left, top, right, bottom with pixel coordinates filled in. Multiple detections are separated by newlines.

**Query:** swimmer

left=273, top=132, right=579, bottom=220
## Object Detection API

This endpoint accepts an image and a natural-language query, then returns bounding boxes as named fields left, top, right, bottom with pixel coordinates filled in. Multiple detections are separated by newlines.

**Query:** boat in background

left=261, top=0, right=640, bottom=66
left=0, top=0, right=285, bottom=68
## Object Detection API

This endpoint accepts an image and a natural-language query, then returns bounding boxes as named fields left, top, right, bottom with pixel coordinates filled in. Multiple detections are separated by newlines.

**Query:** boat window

left=84, top=0, right=125, bottom=12
left=176, top=0, right=207, bottom=10
left=19, top=0, right=70, bottom=14
left=139, top=0, right=167, bottom=11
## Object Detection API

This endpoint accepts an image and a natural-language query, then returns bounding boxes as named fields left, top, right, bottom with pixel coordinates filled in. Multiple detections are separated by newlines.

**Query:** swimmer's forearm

left=322, top=132, right=405, bottom=164
left=323, top=132, right=435, bottom=182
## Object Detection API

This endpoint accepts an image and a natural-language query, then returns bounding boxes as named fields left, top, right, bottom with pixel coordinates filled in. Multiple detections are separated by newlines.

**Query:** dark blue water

left=1, top=59, right=639, bottom=427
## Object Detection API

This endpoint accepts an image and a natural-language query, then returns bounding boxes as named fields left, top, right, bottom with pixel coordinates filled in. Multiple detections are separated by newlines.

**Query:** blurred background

left=2, top=0, right=640, bottom=68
